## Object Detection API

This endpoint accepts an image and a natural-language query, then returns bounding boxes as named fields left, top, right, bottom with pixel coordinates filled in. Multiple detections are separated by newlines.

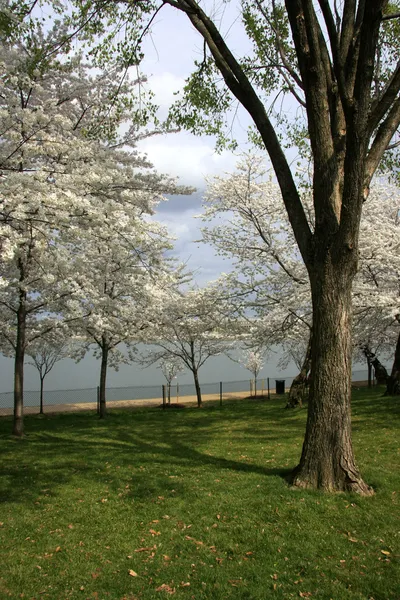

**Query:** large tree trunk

left=286, top=333, right=312, bottom=409
left=192, top=367, right=202, bottom=407
left=291, top=261, right=373, bottom=495
left=13, top=293, right=26, bottom=437
left=99, top=341, right=109, bottom=419
left=386, top=329, right=400, bottom=396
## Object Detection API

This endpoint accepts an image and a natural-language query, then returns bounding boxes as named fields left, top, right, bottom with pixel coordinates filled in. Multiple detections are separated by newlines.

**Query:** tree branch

left=381, top=12, right=400, bottom=21
left=365, top=99, right=400, bottom=187
left=164, top=0, right=312, bottom=263
left=368, top=60, right=400, bottom=134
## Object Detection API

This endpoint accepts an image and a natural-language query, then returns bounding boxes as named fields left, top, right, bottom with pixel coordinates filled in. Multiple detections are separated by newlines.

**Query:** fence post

left=250, top=380, right=253, bottom=397
left=220, top=381, right=223, bottom=406
left=267, top=378, right=270, bottom=400
left=162, top=385, right=166, bottom=409
left=96, top=386, right=100, bottom=414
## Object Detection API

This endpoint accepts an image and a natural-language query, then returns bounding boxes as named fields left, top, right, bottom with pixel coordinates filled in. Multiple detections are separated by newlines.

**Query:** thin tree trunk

left=362, top=345, right=388, bottom=385
left=40, top=376, right=44, bottom=414
left=168, top=382, right=171, bottom=405
left=291, top=263, right=373, bottom=494
left=367, top=359, right=372, bottom=388
left=386, top=329, right=400, bottom=395
left=13, top=293, right=26, bottom=437
left=372, top=358, right=389, bottom=385
left=193, top=367, right=202, bottom=407
left=99, top=341, right=109, bottom=419
left=287, top=334, right=312, bottom=409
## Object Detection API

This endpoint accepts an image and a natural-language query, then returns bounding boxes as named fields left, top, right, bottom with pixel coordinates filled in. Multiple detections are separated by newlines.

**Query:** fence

left=0, top=369, right=372, bottom=417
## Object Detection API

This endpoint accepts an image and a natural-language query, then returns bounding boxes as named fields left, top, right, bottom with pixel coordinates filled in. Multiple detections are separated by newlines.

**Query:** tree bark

left=291, top=259, right=373, bottom=495
left=40, top=376, right=44, bottom=414
left=13, top=292, right=26, bottom=437
left=367, top=358, right=372, bottom=388
left=386, top=329, right=400, bottom=395
left=192, top=367, right=202, bottom=407
left=373, top=359, right=389, bottom=386
left=99, top=340, right=109, bottom=419
left=362, top=345, right=388, bottom=386
left=286, top=334, right=312, bottom=409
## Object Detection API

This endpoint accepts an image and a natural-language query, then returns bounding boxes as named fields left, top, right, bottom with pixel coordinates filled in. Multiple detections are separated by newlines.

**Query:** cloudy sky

left=136, top=2, right=255, bottom=285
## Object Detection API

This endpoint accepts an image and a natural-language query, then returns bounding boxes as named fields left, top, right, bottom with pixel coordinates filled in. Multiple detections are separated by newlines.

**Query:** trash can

left=275, top=380, right=285, bottom=395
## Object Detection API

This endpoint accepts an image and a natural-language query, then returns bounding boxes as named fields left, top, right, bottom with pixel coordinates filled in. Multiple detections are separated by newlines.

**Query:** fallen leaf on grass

left=155, top=583, right=175, bottom=594
left=128, top=570, right=138, bottom=577
left=180, top=582, right=190, bottom=588
left=228, top=579, right=243, bottom=587
left=381, top=550, right=391, bottom=556
left=134, top=546, right=156, bottom=553
left=348, top=538, right=358, bottom=543
left=271, top=574, right=278, bottom=580
left=149, top=529, right=161, bottom=536
left=68, top=524, right=74, bottom=529
left=299, top=593, right=312, bottom=598
left=55, top=546, right=61, bottom=553
left=143, top=551, right=155, bottom=561
left=184, top=535, right=204, bottom=546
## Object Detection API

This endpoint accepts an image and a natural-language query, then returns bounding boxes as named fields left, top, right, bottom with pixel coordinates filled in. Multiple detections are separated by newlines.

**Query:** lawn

left=0, top=388, right=399, bottom=600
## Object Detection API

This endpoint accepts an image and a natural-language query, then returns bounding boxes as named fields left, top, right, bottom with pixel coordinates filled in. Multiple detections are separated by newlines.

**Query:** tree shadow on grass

left=0, top=408, right=294, bottom=505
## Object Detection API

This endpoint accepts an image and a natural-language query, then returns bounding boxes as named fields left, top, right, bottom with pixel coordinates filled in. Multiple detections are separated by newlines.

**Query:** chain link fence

left=0, top=369, right=371, bottom=416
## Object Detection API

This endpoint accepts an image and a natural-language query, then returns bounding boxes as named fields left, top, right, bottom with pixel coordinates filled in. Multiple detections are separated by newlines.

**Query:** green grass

left=0, top=388, right=399, bottom=600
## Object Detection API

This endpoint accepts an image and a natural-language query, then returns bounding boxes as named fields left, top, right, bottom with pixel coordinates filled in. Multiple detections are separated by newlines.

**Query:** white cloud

left=147, top=72, right=186, bottom=117
left=139, top=132, right=239, bottom=187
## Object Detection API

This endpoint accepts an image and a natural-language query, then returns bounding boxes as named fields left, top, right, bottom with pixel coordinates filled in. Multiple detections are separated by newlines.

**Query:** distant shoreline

left=0, top=382, right=371, bottom=417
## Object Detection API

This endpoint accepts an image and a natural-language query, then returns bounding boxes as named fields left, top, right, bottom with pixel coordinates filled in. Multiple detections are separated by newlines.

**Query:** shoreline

left=0, top=381, right=371, bottom=417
